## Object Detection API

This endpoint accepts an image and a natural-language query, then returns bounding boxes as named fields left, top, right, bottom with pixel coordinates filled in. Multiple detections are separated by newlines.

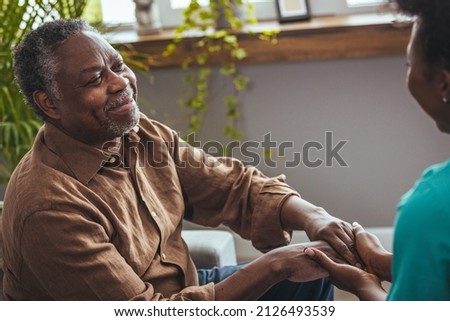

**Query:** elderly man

left=2, top=19, right=356, bottom=300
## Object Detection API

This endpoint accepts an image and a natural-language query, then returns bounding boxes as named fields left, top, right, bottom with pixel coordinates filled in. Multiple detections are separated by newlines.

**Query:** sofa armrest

left=182, top=230, right=237, bottom=269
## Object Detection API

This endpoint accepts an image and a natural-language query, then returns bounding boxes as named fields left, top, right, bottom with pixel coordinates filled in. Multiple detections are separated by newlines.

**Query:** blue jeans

left=197, top=264, right=334, bottom=301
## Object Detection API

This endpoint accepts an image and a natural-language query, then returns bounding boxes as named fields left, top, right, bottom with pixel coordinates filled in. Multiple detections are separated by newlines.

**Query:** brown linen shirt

left=2, top=113, right=299, bottom=300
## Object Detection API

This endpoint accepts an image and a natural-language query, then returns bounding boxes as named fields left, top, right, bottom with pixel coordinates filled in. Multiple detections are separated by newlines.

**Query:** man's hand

left=281, top=196, right=359, bottom=266
left=266, top=240, right=346, bottom=283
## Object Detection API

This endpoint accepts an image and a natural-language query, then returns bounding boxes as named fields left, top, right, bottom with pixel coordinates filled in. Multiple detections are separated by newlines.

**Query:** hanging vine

left=163, top=0, right=278, bottom=142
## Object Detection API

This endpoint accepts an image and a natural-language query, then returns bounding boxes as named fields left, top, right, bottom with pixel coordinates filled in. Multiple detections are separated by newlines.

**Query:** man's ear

left=33, top=90, right=61, bottom=120
left=439, top=69, right=450, bottom=100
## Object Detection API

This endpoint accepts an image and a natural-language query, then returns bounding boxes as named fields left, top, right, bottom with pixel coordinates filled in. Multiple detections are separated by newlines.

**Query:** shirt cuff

left=250, top=175, right=300, bottom=252
left=170, top=282, right=215, bottom=300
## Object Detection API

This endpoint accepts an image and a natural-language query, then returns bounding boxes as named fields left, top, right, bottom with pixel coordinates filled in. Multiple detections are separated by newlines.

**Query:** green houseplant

left=163, top=0, right=278, bottom=142
left=0, top=0, right=89, bottom=185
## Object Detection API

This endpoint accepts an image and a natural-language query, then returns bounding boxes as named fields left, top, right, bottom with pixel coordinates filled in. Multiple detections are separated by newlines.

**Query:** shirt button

left=161, top=253, right=167, bottom=260
left=151, top=211, right=157, bottom=217
left=109, top=156, right=117, bottom=163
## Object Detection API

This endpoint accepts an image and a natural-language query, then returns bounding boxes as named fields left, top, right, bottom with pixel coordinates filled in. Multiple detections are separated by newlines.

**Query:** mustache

left=104, top=87, right=135, bottom=111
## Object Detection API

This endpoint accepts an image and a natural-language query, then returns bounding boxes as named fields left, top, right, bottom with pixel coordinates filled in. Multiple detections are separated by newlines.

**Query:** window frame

left=100, top=0, right=389, bottom=29
left=158, top=0, right=278, bottom=27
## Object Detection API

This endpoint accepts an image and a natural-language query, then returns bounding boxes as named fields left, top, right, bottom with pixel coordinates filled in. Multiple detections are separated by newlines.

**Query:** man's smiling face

left=40, top=30, right=140, bottom=146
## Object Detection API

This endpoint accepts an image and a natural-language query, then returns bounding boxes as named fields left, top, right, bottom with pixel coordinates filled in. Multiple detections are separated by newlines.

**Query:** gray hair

left=14, top=19, right=96, bottom=120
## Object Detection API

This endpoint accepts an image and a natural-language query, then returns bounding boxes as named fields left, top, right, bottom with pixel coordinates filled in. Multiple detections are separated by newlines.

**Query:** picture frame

left=276, top=0, right=310, bottom=23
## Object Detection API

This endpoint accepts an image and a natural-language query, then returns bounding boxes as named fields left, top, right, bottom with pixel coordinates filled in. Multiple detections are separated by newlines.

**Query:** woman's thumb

left=352, top=221, right=365, bottom=235
left=305, top=247, right=335, bottom=269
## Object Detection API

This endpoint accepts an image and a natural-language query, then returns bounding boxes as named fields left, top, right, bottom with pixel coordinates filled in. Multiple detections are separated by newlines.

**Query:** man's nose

left=107, top=71, right=129, bottom=93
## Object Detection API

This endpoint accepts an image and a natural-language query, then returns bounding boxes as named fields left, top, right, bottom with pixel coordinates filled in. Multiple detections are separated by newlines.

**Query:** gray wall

left=137, top=55, right=449, bottom=227
left=3, top=55, right=446, bottom=228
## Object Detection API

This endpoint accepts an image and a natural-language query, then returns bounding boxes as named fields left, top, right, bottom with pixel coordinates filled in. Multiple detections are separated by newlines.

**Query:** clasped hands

left=305, top=222, right=392, bottom=300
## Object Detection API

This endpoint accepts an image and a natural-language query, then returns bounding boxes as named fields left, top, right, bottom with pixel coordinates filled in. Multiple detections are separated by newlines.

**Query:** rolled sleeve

left=251, top=175, right=300, bottom=252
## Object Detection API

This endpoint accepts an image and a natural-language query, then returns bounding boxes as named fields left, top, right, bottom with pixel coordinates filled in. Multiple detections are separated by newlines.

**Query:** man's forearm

left=213, top=253, right=286, bottom=300
left=280, top=195, right=326, bottom=232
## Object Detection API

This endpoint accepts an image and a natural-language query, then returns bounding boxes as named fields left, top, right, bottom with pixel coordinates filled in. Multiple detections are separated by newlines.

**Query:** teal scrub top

left=387, top=159, right=450, bottom=300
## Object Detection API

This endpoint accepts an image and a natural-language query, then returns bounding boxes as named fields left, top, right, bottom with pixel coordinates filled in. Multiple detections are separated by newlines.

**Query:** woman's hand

left=352, top=222, right=392, bottom=281
left=304, top=247, right=387, bottom=301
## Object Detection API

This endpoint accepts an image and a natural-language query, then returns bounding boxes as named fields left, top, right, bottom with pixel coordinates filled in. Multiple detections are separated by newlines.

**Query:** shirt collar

left=43, top=122, right=140, bottom=185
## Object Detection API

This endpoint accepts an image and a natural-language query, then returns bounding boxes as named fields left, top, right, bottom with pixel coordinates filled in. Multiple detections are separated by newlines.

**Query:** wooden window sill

left=108, top=13, right=413, bottom=69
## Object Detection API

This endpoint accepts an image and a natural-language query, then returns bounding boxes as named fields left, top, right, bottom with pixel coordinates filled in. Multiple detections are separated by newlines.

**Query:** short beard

left=102, top=103, right=140, bottom=137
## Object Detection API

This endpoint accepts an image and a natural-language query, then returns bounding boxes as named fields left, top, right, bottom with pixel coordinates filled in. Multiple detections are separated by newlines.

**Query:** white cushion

left=182, top=230, right=237, bottom=269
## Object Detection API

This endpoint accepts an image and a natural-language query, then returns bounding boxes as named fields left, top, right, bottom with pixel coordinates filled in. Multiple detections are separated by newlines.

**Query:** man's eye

left=87, top=75, right=102, bottom=86
left=114, top=62, right=125, bottom=71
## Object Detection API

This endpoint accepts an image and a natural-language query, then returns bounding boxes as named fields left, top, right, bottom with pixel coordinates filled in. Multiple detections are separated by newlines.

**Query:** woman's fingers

left=352, top=221, right=365, bottom=236
left=304, top=247, right=337, bottom=270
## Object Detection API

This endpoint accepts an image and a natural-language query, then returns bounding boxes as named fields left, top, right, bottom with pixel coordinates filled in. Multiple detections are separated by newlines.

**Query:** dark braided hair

left=396, top=0, right=450, bottom=71
left=13, top=19, right=96, bottom=121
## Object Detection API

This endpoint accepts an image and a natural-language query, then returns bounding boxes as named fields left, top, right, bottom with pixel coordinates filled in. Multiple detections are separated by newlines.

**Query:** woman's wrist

left=376, top=252, right=392, bottom=282
left=356, top=282, right=387, bottom=301
left=351, top=272, right=387, bottom=301
left=367, top=250, right=392, bottom=282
